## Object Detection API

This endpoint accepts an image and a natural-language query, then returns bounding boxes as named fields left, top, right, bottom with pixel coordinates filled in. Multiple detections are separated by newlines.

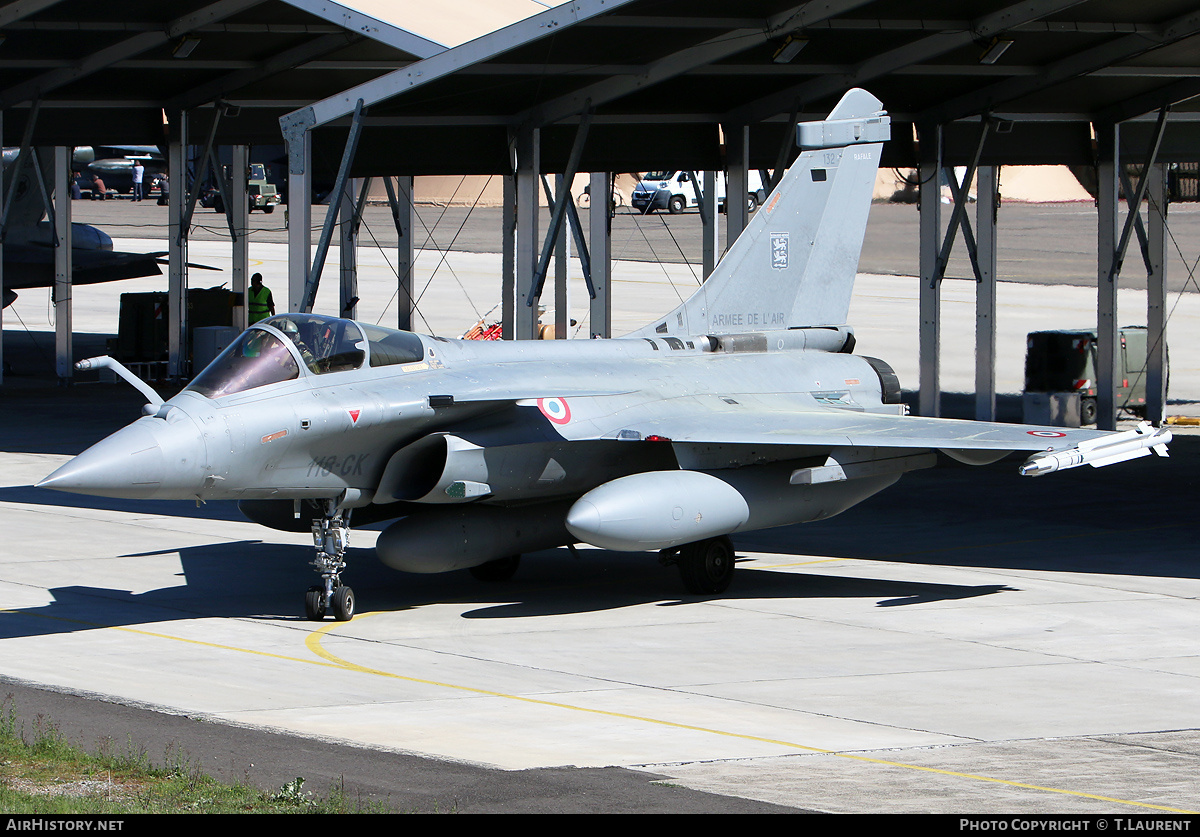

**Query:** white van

left=631, top=170, right=766, bottom=215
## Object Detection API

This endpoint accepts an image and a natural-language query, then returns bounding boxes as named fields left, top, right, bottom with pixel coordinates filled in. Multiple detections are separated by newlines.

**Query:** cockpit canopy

left=186, top=314, right=427, bottom=399
left=265, top=314, right=367, bottom=375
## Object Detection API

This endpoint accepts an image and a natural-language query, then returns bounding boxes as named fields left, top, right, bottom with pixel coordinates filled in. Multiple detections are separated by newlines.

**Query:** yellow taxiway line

left=306, top=614, right=1197, bottom=815
left=4, top=606, right=1195, bottom=814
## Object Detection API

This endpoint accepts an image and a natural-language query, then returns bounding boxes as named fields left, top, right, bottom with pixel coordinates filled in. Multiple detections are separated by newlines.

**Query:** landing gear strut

left=306, top=501, right=355, bottom=621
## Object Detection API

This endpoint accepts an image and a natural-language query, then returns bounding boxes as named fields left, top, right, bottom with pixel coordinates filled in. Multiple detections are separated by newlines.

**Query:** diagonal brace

left=539, top=174, right=594, bottom=298
left=529, top=109, right=591, bottom=305
left=1108, top=105, right=1170, bottom=284
left=304, top=98, right=365, bottom=313
left=0, top=100, right=40, bottom=243
left=933, top=119, right=991, bottom=286
left=180, top=106, right=223, bottom=246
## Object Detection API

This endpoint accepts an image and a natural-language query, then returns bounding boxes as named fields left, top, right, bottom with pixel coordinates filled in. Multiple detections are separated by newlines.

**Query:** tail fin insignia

left=635, top=88, right=890, bottom=339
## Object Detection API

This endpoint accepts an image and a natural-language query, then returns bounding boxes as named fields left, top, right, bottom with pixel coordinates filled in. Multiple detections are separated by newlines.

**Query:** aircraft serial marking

left=307, top=454, right=369, bottom=477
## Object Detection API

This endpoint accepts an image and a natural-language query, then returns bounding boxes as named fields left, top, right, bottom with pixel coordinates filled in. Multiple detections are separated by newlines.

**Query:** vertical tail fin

left=635, top=88, right=889, bottom=338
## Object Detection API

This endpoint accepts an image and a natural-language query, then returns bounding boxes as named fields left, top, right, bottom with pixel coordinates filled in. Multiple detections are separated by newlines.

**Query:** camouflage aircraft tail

left=634, top=88, right=889, bottom=339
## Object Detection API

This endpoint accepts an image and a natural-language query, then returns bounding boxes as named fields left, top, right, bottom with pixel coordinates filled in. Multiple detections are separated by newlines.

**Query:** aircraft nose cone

left=38, top=415, right=206, bottom=499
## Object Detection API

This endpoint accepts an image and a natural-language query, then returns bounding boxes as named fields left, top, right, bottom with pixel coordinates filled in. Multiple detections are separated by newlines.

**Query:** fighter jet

left=75, top=145, right=166, bottom=196
left=38, top=89, right=1171, bottom=622
left=1, top=148, right=164, bottom=308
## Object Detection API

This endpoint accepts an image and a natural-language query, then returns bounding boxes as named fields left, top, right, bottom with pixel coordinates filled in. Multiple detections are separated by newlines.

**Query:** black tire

left=677, top=536, right=735, bottom=595
left=668, top=195, right=686, bottom=214
left=332, top=585, right=355, bottom=622
left=1081, top=397, right=1098, bottom=426
left=264, top=204, right=275, bottom=214
left=304, top=585, right=326, bottom=621
left=469, top=554, right=521, bottom=582
left=747, top=194, right=758, bottom=213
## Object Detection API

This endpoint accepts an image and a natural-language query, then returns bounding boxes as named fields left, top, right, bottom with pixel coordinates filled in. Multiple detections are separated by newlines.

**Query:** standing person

left=248, top=273, right=275, bottom=325
left=131, top=160, right=145, bottom=201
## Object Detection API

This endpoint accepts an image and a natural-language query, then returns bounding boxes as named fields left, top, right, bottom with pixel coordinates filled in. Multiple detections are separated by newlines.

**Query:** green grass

left=0, top=695, right=399, bottom=813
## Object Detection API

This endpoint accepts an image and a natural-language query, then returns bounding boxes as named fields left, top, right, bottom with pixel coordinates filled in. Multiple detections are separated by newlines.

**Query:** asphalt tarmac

left=70, top=193, right=1200, bottom=292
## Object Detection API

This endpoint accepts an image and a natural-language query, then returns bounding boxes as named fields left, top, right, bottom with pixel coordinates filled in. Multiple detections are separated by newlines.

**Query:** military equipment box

left=1023, top=327, right=1160, bottom=425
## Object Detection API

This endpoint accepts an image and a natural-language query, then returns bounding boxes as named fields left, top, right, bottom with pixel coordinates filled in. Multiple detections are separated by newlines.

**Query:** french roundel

left=537, top=397, right=572, bottom=424
left=1027, top=430, right=1067, bottom=438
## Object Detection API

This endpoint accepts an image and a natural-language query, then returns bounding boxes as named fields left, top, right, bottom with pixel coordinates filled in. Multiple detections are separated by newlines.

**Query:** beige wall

left=874, top=166, right=1091, bottom=203
left=342, top=1, right=564, bottom=48
left=367, top=173, right=640, bottom=207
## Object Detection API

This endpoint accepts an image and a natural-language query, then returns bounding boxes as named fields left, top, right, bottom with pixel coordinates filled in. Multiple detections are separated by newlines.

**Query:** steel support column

left=700, top=170, right=718, bottom=280
left=340, top=177, right=361, bottom=319
left=53, top=145, right=72, bottom=382
left=514, top=126, right=540, bottom=340
left=975, top=166, right=998, bottom=422
left=383, top=175, right=415, bottom=331
left=917, top=123, right=942, bottom=417
left=724, top=124, right=750, bottom=241
left=1096, top=124, right=1119, bottom=431
left=230, top=144, right=248, bottom=330
left=1147, top=163, right=1168, bottom=425
left=396, top=176, right=414, bottom=331
left=168, top=113, right=189, bottom=380
left=588, top=172, right=611, bottom=338
left=554, top=174, right=568, bottom=339
left=502, top=173, right=515, bottom=338
left=286, top=128, right=311, bottom=313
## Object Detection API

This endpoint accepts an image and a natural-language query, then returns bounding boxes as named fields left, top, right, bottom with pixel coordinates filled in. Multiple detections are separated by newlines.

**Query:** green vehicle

left=202, top=163, right=280, bottom=214
left=246, top=163, right=280, bottom=213
left=1024, top=326, right=1163, bottom=425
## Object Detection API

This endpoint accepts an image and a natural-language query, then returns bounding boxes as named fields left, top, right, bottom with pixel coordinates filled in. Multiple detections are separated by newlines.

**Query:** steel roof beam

left=723, top=0, right=1088, bottom=125
left=3, top=59, right=1176, bottom=79
left=0, top=0, right=66, bottom=28
left=284, top=0, right=645, bottom=137
left=518, top=0, right=876, bottom=129
left=587, top=17, right=1164, bottom=34
left=1095, top=77, right=1200, bottom=123
left=0, top=20, right=335, bottom=31
left=0, top=0, right=265, bottom=108
left=165, top=31, right=357, bottom=111
left=919, top=8, right=1200, bottom=124
left=281, top=0, right=445, bottom=57
left=682, top=64, right=1200, bottom=78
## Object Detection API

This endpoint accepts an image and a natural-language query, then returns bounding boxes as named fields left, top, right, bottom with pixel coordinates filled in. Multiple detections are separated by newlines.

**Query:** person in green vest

left=248, top=273, right=275, bottom=325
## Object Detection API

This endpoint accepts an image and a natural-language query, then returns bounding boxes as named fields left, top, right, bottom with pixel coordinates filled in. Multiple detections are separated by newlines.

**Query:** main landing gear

left=661, top=535, right=736, bottom=594
left=305, top=501, right=355, bottom=622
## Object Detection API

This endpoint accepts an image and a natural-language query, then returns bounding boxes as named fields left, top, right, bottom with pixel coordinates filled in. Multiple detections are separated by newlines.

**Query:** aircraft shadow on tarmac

left=2, top=436, right=1195, bottom=637
left=0, top=536, right=1019, bottom=639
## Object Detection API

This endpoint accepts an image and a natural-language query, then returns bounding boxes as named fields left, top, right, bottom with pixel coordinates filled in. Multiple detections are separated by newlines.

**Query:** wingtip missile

left=1019, top=423, right=1172, bottom=477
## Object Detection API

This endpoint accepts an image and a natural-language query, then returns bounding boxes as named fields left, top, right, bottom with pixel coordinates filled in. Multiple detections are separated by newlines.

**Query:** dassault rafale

left=39, top=89, right=1171, bottom=622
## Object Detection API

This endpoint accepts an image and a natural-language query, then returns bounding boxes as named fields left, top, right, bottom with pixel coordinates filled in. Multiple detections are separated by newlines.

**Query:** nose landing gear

left=305, top=502, right=355, bottom=621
